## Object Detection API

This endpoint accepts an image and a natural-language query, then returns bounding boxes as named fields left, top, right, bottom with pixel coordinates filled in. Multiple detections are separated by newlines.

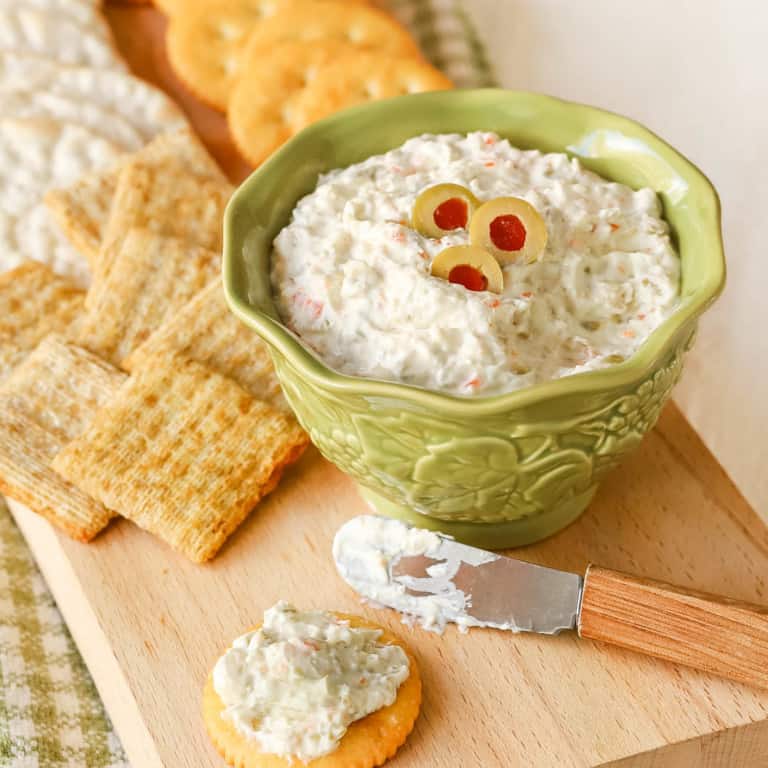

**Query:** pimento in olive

left=469, top=196, right=547, bottom=264
left=430, top=244, right=503, bottom=294
left=412, top=183, right=479, bottom=238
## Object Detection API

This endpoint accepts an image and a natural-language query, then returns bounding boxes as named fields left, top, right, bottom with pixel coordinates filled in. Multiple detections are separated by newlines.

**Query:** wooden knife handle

left=577, top=565, right=768, bottom=689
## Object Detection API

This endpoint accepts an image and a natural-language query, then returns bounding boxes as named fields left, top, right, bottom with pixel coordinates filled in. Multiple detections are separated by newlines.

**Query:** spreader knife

left=333, top=515, right=768, bottom=690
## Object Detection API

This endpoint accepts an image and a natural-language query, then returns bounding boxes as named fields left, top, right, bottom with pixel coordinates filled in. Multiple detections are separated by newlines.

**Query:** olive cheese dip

left=212, top=602, right=410, bottom=762
left=271, top=132, right=680, bottom=396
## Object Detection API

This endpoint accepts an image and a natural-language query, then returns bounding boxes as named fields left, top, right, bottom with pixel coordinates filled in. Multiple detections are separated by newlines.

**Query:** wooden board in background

left=11, top=404, right=768, bottom=768
left=8, top=4, right=768, bottom=768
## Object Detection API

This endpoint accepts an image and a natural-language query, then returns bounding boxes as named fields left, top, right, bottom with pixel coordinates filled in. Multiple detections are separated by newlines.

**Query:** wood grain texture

left=10, top=403, right=768, bottom=768
left=579, top=566, right=768, bottom=691
left=603, top=720, right=768, bottom=768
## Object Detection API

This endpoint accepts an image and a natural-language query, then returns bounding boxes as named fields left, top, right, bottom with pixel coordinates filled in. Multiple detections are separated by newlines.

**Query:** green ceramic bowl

left=223, top=89, right=725, bottom=549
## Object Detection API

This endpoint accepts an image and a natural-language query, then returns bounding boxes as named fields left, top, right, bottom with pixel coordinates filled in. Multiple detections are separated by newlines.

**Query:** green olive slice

left=430, top=245, right=503, bottom=294
left=412, top=183, right=479, bottom=238
left=469, top=196, right=547, bottom=264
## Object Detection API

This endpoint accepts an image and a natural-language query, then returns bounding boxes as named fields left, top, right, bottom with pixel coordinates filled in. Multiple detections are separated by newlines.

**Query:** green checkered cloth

left=0, top=503, right=128, bottom=768
left=389, top=0, right=496, bottom=87
left=0, top=3, right=494, bottom=765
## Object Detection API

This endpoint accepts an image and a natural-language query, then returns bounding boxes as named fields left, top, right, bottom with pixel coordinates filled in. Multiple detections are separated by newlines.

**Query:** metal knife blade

left=333, top=515, right=583, bottom=634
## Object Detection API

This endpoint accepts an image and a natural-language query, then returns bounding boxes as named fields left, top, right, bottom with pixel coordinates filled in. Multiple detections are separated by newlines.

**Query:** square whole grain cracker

left=77, top=227, right=220, bottom=365
left=0, top=335, right=125, bottom=541
left=52, top=356, right=309, bottom=562
left=97, top=130, right=232, bottom=284
left=45, top=128, right=229, bottom=266
left=0, top=261, right=84, bottom=380
left=123, top=280, right=288, bottom=411
left=44, top=161, right=124, bottom=266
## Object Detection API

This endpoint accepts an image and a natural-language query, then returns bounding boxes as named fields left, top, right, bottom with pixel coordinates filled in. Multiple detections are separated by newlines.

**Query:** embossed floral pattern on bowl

left=223, top=90, right=724, bottom=548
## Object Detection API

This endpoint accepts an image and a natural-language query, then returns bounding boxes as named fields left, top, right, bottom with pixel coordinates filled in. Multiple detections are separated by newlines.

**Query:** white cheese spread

left=212, top=602, right=410, bottom=763
left=271, top=131, right=680, bottom=396
left=333, top=515, right=505, bottom=634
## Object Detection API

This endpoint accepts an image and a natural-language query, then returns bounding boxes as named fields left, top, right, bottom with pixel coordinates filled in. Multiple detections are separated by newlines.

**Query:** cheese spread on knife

left=212, top=602, right=410, bottom=762
left=271, top=131, right=680, bottom=396
left=333, top=515, right=507, bottom=634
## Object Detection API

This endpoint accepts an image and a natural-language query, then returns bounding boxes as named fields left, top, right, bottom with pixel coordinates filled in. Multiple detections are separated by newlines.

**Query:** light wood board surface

left=8, top=5, right=768, bottom=768
left=10, top=404, right=768, bottom=768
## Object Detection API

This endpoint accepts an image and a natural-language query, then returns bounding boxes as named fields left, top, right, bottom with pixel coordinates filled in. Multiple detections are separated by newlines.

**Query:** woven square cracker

left=0, top=335, right=125, bottom=541
left=97, top=133, right=232, bottom=285
left=44, top=161, right=124, bottom=266
left=0, top=261, right=84, bottom=381
left=77, top=227, right=220, bottom=365
left=52, top=356, right=309, bottom=562
left=123, top=280, right=288, bottom=411
left=45, top=128, right=230, bottom=267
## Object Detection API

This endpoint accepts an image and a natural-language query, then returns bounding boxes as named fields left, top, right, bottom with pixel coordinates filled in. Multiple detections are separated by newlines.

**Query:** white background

left=465, top=0, right=768, bottom=520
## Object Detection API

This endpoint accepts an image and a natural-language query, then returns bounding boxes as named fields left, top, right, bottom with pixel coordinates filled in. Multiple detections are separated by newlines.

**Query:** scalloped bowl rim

left=223, top=89, right=724, bottom=417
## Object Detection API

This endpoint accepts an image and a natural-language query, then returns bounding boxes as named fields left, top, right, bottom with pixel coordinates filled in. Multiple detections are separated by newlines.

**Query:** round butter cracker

left=228, top=40, right=354, bottom=167
left=156, top=0, right=367, bottom=17
left=154, top=0, right=235, bottom=16
left=166, top=0, right=371, bottom=111
left=291, top=53, right=453, bottom=131
left=166, top=0, right=285, bottom=111
left=228, top=5, right=429, bottom=167
left=202, top=614, right=422, bottom=768
left=241, top=1, right=422, bottom=63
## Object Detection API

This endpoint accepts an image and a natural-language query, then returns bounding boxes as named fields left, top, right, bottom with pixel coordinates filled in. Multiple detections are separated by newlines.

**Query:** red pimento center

left=433, top=197, right=468, bottom=231
left=489, top=214, right=527, bottom=251
left=448, top=264, right=487, bottom=292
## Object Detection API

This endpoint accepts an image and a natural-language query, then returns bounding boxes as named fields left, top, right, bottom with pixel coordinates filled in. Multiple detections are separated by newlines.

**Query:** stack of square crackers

left=0, top=129, right=308, bottom=563
left=159, top=0, right=453, bottom=166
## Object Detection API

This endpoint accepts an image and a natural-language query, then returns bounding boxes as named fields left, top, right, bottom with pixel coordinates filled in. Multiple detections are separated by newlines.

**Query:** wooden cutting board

left=9, top=5, right=768, bottom=768
left=11, top=405, right=768, bottom=768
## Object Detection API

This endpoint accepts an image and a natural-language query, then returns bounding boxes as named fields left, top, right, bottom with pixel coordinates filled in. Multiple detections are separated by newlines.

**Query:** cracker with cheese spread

left=202, top=610, right=422, bottom=768
left=77, top=228, right=219, bottom=365
left=52, top=355, right=308, bottom=563
left=0, top=336, right=124, bottom=541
